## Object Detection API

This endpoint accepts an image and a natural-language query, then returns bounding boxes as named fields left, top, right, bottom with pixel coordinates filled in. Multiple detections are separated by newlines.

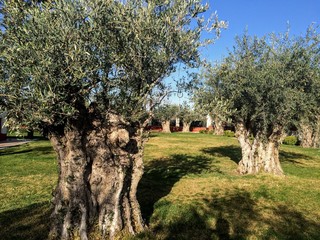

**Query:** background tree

left=202, top=28, right=320, bottom=175
left=298, top=85, right=320, bottom=149
left=299, top=118, right=320, bottom=148
left=296, top=41, right=320, bottom=148
left=0, top=0, right=223, bottom=239
left=178, top=102, right=200, bottom=132
left=193, top=65, right=233, bottom=135
left=153, top=104, right=180, bottom=133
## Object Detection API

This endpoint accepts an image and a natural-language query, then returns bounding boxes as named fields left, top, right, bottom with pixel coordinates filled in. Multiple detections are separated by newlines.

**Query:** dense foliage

left=205, top=28, right=320, bottom=141
left=179, top=101, right=198, bottom=121
left=0, top=0, right=223, bottom=131
left=153, top=103, right=180, bottom=123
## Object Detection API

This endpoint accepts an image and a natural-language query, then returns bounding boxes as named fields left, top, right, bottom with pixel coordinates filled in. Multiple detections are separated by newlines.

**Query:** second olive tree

left=201, top=29, right=320, bottom=175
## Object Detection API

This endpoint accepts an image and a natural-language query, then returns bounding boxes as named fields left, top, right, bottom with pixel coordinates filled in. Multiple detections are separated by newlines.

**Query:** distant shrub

left=283, top=136, right=298, bottom=145
left=199, top=129, right=208, bottom=134
left=224, top=130, right=235, bottom=137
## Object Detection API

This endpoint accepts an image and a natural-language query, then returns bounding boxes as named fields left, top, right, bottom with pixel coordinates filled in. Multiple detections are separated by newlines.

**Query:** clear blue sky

left=202, top=0, right=320, bottom=62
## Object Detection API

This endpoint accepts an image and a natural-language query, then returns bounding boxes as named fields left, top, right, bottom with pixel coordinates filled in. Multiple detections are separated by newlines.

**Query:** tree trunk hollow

left=48, top=115, right=145, bottom=240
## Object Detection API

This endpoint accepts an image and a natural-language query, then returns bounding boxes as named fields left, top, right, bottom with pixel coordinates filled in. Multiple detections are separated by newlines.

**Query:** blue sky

left=202, top=0, right=320, bottom=62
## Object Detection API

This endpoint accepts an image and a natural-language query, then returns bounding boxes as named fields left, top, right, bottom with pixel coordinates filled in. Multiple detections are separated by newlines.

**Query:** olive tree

left=178, top=102, right=199, bottom=132
left=299, top=117, right=320, bottom=148
left=153, top=103, right=180, bottom=133
left=203, top=29, right=320, bottom=175
left=0, top=0, right=223, bottom=239
left=292, top=29, right=320, bottom=149
left=298, top=72, right=320, bottom=149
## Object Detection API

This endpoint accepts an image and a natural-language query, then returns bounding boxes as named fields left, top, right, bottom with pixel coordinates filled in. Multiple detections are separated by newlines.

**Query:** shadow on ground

left=0, top=202, right=51, bottom=240
left=0, top=146, right=53, bottom=156
left=279, top=150, right=312, bottom=164
left=137, top=147, right=320, bottom=239
left=138, top=154, right=222, bottom=223
left=201, top=145, right=242, bottom=164
left=137, top=188, right=320, bottom=240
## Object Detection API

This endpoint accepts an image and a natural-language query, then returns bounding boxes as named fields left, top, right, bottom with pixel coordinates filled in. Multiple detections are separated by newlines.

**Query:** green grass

left=0, top=140, right=57, bottom=239
left=1, top=133, right=320, bottom=239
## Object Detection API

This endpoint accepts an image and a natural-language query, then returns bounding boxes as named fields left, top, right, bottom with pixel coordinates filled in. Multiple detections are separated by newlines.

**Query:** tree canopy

left=0, top=0, right=223, bottom=131
left=154, top=103, right=180, bottom=123
left=209, top=28, right=320, bottom=140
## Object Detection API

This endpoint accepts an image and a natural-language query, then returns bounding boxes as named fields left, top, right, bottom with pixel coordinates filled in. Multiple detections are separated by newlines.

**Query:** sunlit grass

left=137, top=132, right=320, bottom=239
left=1, top=133, right=320, bottom=239
left=0, top=140, right=57, bottom=239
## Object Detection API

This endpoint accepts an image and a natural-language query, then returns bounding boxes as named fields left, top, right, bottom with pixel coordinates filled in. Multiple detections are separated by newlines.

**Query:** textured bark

left=161, top=120, right=171, bottom=133
left=300, top=123, right=314, bottom=148
left=236, top=122, right=284, bottom=175
left=213, top=117, right=224, bottom=135
left=182, top=122, right=191, bottom=132
left=48, top=113, right=145, bottom=240
left=300, top=118, right=320, bottom=148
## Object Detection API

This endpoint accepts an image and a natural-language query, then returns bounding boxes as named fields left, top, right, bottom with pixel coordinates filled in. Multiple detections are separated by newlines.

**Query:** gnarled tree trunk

left=213, top=116, right=224, bottom=135
left=299, top=117, right=320, bottom=148
left=300, top=123, right=314, bottom=148
left=236, top=122, right=284, bottom=175
left=48, top=114, right=145, bottom=240
left=161, top=120, right=171, bottom=133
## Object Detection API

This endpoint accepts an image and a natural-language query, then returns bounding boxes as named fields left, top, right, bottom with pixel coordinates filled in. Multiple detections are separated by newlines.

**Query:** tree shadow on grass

left=0, top=202, right=51, bottom=240
left=138, top=189, right=260, bottom=239
left=263, top=204, right=320, bottom=239
left=0, top=149, right=33, bottom=156
left=138, top=154, right=222, bottom=223
left=138, top=188, right=320, bottom=240
left=279, top=150, right=312, bottom=165
left=201, top=145, right=242, bottom=164
left=0, top=146, right=53, bottom=156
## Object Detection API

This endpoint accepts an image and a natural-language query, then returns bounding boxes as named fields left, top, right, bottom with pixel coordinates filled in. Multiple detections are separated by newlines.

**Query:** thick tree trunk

left=48, top=114, right=145, bottom=240
left=300, top=118, right=320, bottom=148
left=300, top=123, right=314, bottom=148
left=213, top=117, right=224, bottom=135
left=236, top=122, right=284, bottom=175
left=161, top=120, right=171, bottom=133
left=182, top=122, right=191, bottom=132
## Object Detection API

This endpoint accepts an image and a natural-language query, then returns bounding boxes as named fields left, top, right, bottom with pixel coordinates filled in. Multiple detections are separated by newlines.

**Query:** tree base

left=48, top=114, right=145, bottom=240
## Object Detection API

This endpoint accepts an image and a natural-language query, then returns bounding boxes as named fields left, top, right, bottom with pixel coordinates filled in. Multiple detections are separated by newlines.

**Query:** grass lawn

left=0, top=133, right=319, bottom=239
